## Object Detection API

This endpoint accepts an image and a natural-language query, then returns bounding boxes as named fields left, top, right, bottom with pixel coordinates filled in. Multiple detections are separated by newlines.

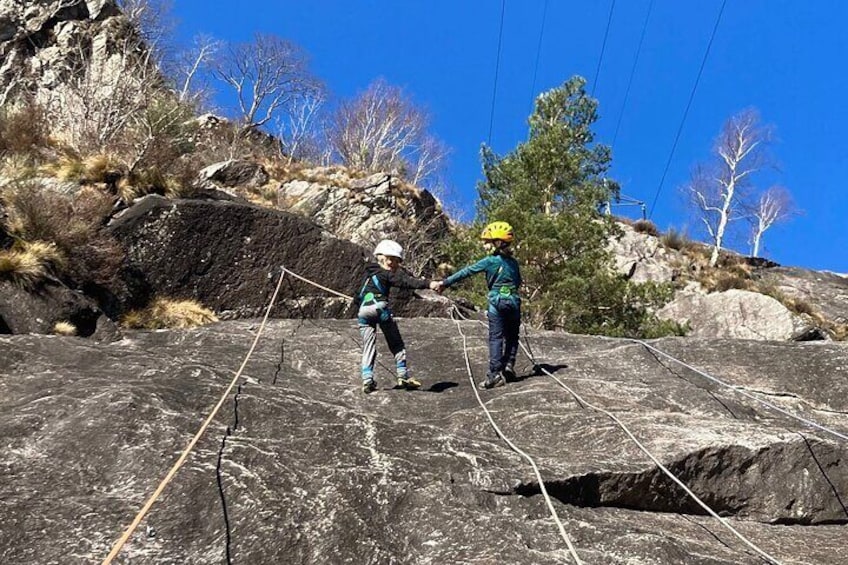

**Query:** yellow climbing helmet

left=480, top=221, right=514, bottom=243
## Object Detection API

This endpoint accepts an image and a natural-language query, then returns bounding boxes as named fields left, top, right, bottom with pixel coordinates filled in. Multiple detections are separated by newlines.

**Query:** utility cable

left=487, top=0, right=507, bottom=146
left=610, top=0, right=654, bottom=148
left=648, top=0, right=727, bottom=218
left=591, top=0, right=616, bottom=97
left=528, top=0, right=549, bottom=109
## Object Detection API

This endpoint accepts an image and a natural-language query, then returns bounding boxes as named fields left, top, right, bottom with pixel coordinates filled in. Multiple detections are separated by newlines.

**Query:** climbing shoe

left=502, top=364, right=516, bottom=382
left=362, top=379, right=377, bottom=394
left=480, top=373, right=505, bottom=389
left=396, top=376, right=422, bottom=390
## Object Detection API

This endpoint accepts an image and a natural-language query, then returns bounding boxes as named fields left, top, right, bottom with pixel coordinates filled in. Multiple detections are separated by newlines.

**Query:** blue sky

left=170, top=1, right=847, bottom=273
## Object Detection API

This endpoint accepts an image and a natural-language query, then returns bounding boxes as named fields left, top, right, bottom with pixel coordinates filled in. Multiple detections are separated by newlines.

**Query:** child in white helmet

left=355, top=239, right=442, bottom=393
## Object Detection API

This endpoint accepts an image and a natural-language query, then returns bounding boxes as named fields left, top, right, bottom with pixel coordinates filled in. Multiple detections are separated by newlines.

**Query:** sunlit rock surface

left=2, top=319, right=847, bottom=563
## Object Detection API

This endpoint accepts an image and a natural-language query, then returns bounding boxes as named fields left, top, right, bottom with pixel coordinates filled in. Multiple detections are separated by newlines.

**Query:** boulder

left=278, top=169, right=450, bottom=248
left=657, top=288, right=795, bottom=340
left=609, top=223, right=679, bottom=283
left=197, top=159, right=270, bottom=190
left=0, top=279, right=119, bottom=340
left=107, top=195, right=450, bottom=319
left=1, top=320, right=847, bottom=563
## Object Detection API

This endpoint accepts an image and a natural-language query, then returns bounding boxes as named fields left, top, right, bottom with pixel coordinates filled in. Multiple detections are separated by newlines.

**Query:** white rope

left=627, top=339, right=848, bottom=442
left=281, top=266, right=354, bottom=301
left=103, top=269, right=288, bottom=564
left=261, top=267, right=781, bottom=563
left=512, top=331, right=781, bottom=564
left=450, top=308, right=584, bottom=565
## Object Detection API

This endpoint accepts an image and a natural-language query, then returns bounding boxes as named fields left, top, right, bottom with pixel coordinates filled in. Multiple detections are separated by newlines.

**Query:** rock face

left=759, top=266, right=848, bottom=324
left=0, top=0, right=122, bottom=105
left=0, top=280, right=118, bottom=340
left=278, top=169, right=450, bottom=247
left=658, top=288, right=795, bottom=340
left=2, top=320, right=847, bottom=563
left=610, top=224, right=680, bottom=283
left=107, top=195, right=450, bottom=319
left=198, top=160, right=271, bottom=191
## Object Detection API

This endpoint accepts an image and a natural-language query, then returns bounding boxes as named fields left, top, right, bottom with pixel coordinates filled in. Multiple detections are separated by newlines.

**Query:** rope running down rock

left=102, top=269, right=288, bottom=564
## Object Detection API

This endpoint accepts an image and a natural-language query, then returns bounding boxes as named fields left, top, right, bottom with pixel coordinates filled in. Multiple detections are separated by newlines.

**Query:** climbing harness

left=272, top=267, right=785, bottom=563
left=358, top=274, right=386, bottom=306
left=102, top=269, right=288, bottom=564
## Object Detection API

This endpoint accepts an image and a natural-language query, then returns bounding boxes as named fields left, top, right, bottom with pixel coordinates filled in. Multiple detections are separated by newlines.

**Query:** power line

left=591, top=0, right=616, bottom=97
left=528, top=0, right=549, bottom=109
left=487, top=0, right=507, bottom=146
left=648, top=0, right=728, bottom=218
left=611, top=0, right=654, bottom=149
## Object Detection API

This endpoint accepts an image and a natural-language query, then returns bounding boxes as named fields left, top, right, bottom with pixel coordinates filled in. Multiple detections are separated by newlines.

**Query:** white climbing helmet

left=374, top=239, right=404, bottom=261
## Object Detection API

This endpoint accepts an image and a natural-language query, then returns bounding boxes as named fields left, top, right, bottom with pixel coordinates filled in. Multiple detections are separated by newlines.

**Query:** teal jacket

left=443, top=253, right=522, bottom=303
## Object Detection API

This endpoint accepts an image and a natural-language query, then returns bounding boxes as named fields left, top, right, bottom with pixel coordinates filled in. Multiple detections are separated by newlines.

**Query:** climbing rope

left=281, top=266, right=353, bottom=301
left=451, top=309, right=781, bottom=564
left=515, top=333, right=781, bottom=565
left=275, top=266, right=584, bottom=561
left=260, top=267, right=790, bottom=563
left=450, top=308, right=584, bottom=565
left=627, top=338, right=848, bottom=442
left=102, top=269, right=288, bottom=564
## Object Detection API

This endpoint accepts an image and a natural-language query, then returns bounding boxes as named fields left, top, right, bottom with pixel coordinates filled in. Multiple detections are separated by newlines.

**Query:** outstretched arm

left=443, top=256, right=493, bottom=288
left=388, top=269, right=431, bottom=290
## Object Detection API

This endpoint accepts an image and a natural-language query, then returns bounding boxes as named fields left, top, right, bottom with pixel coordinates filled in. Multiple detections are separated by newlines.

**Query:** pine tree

left=450, top=76, right=681, bottom=337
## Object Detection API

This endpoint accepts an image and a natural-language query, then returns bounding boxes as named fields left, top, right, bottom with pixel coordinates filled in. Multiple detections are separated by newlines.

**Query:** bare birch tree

left=276, top=90, right=328, bottom=165
left=330, top=78, right=446, bottom=186
left=171, top=34, right=221, bottom=105
left=687, top=109, right=770, bottom=266
left=213, top=33, right=318, bottom=134
left=748, top=185, right=796, bottom=257
left=46, top=28, right=163, bottom=153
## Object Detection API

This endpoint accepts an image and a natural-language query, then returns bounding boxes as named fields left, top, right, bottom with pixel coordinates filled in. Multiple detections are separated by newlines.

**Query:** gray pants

left=357, top=301, right=407, bottom=382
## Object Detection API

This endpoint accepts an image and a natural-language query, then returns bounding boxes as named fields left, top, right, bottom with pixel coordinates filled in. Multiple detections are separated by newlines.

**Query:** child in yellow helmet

left=439, top=222, right=521, bottom=389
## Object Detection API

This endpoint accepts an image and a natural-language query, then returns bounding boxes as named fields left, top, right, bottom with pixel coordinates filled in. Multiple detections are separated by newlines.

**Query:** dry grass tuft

left=632, top=219, right=659, bottom=237
left=660, top=228, right=689, bottom=251
left=51, top=155, right=87, bottom=182
left=0, top=101, right=51, bottom=157
left=0, top=240, right=63, bottom=288
left=0, top=248, right=46, bottom=288
left=122, top=297, right=219, bottom=330
left=53, top=321, right=78, bottom=336
left=0, top=154, right=39, bottom=180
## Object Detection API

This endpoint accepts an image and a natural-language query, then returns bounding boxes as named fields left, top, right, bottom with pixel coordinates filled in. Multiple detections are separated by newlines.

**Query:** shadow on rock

left=425, top=381, right=459, bottom=393
left=511, top=363, right=568, bottom=382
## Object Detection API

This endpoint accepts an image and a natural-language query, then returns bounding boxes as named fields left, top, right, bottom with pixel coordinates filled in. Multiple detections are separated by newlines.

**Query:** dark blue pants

left=487, top=297, right=521, bottom=378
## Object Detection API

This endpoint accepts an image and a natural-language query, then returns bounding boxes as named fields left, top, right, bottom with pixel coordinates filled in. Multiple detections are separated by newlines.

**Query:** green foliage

left=447, top=76, right=680, bottom=338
